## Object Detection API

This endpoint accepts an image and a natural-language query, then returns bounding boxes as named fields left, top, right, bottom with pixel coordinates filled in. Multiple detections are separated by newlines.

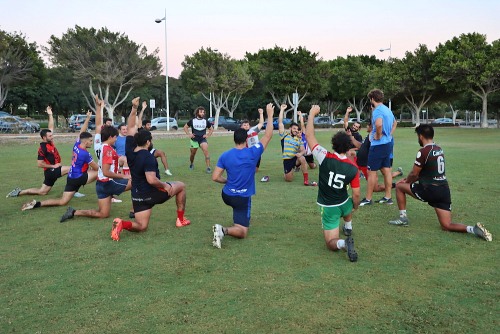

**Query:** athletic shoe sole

left=346, top=237, right=358, bottom=262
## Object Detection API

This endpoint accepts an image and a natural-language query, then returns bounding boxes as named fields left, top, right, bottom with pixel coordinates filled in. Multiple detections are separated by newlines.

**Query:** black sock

left=34, top=201, right=41, bottom=208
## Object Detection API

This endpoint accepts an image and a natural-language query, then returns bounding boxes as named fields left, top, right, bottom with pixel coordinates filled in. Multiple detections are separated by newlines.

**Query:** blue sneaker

left=377, top=197, right=393, bottom=204
left=359, top=198, right=372, bottom=206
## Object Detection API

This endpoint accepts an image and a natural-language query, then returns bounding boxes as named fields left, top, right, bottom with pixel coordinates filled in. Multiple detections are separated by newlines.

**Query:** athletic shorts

left=132, top=184, right=172, bottom=213
left=410, top=183, right=451, bottom=211
left=283, top=157, right=298, bottom=174
left=43, top=166, right=62, bottom=187
left=96, top=179, right=128, bottom=199
left=64, top=173, right=88, bottom=192
left=222, top=191, right=252, bottom=227
left=305, top=154, right=314, bottom=164
left=190, top=138, right=207, bottom=149
left=367, top=142, right=392, bottom=171
left=320, top=199, right=353, bottom=230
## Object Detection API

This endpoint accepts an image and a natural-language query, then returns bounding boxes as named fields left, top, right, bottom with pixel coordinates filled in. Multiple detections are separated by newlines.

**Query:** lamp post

left=155, top=9, right=170, bottom=131
left=208, top=49, right=218, bottom=118
left=379, top=43, right=392, bottom=110
left=422, top=109, right=427, bottom=124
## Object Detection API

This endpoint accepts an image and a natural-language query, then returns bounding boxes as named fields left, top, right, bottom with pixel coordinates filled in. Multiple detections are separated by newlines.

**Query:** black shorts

left=283, top=157, right=298, bottom=174
left=132, top=186, right=172, bottom=213
left=43, top=166, right=62, bottom=187
left=305, top=154, right=314, bottom=164
left=411, top=183, right=451, bottom=211
left=64, top=173, right=88, bottom=192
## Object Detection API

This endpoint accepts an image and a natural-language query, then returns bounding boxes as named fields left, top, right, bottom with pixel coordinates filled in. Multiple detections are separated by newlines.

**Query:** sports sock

left=34, top=201, right=41, bottom=208
left=122, top=220, right=133, bottom=230
left=303, top=172, right=309, bottom=184
left=336, top=239, right=346, bottom=250
left=177, top=210, right=185, bottom=221
left=344, top=221, right=352, bottom=229
left=222, top=227, right=228, bottom=235
left=399, top=210, right=407, bottom=217
left=466, top=226, right=474, bottom=234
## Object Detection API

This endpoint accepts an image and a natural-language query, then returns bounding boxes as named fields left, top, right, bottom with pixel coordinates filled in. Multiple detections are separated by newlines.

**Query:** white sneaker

left=111, top=197, right=122, bottom=203
left=74, top=192, right=85, bottom=198
left=21, top=199, right=37, bottom=211
left=165, top=169, right=173, bottom=176
left=212, top=224, right=224, bottom=249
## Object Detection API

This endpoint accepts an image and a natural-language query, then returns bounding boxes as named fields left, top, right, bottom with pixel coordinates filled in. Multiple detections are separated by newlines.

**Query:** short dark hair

left=142, top=119, right=151, bottom=127
left=40, top=129, right=51, bottom=138
left=101, top=125, right=118, bottom=142
left=331, top=131, right=352, bottom=154
left=367, top=89, right=384, bottom=103
left=234, top=128, right=248, bottom=145
left=104, top=118, right=112, bottom=124
left=241, top=119, right=250, bottom=125
left=289, top=122, right=299, bottom=129
left=118, top=123, right=127, bottom=130
left=415, top=124, right=434, bottom=140
left=80, top=131, right=92, bottom=140
left=134, top=129, right=152, bottom=146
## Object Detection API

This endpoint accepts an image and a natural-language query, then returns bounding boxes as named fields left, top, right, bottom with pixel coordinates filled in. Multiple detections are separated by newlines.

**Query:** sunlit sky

left=1, top=0, right=499, bottom=78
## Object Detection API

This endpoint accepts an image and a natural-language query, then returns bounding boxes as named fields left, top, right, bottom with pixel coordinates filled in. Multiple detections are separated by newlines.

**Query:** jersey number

left=328, top=172, right=346, bottom=189
left=437, top=156, right=445, bottom=174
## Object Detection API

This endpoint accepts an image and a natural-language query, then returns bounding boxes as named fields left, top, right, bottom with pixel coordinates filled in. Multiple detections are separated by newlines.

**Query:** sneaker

left=6, top=187, right=21, bottom=198
left=176, top=217, right=191, bottom=227
left=74, top=192, right=85, bottom=198
left=60, top=207, right=75, bottom=223
left=304, top=181, right=318, bottom=186
left=165, top=169, right=173, bottom=176
left=397, top=167, right=404, bottom=177
left=294, top=166, right=300, bottom=172
left=111, top=197, right=122, bottom=203
left=189, top=164, right=194, bottom=170
left=260, top=176, right=270, bottom=182
left=359, top=172, right=365, bottom=179
left=388, top=216, right=409, bottom=226
left=345, top=237, right=358, bottom=262
left=342, top=224, right=352, bottom=237
left=129, top=211, right=135, bottom=219
left=21, top=199, right=37, bottom=211
left=377, top=197, right=393, bottom=204
left=111, top=218, right=123, bottom=241
left=473, top=223, right=492, bottom=241
left=359, top=198, right=372, bottom=206
left=206, top=167, right=212, bottom=174
left=212, top=224, right=224, bottom=249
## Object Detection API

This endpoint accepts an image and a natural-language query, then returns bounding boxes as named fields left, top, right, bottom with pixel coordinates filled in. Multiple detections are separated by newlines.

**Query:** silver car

left=150, top=117, right=178, bottom=130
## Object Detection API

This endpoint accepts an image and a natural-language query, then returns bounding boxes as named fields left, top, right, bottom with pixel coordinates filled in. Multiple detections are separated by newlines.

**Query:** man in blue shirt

left=211, top=103, right=275, bottom=248
left=360, top=89, right=397, bottom=206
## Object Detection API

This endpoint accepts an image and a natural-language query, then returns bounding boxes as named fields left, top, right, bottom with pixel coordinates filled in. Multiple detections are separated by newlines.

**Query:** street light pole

left=379, top=43, right=392, bottom=109
left=155, top=9, right=170, bottom=131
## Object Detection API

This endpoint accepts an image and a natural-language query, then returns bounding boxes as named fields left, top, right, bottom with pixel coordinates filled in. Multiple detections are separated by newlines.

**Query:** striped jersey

left=280, top=131, right=303, bottom=159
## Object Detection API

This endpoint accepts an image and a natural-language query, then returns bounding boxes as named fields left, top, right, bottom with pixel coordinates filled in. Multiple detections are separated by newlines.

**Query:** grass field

left=1, top=127, right=499, bottom=333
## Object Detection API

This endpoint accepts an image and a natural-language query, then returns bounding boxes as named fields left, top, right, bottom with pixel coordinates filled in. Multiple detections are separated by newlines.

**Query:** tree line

left=1, top=26, right=498, bottom=128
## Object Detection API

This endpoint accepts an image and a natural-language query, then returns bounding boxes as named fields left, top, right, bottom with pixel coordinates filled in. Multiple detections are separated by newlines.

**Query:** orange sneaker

left=111, top=218, right=123, bottom=241
left=176, top=217, right=191, bottom=227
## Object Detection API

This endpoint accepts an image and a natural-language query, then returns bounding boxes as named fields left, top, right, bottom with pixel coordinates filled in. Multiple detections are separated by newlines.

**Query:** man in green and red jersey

left=388, top=124, right=492, bottom=241
left=306, top=105, right=360, bottom=262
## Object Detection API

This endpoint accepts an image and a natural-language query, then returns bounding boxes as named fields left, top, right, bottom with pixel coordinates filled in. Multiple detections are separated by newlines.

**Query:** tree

left=180, top=47, right=253, bottom=129
left=0, top=30, right=43, bottom=110
left=45, top=25, right=162, bottom=120
left=433, top=33, right=500, bottom=128
left=246, top=46, right=329, bottom=120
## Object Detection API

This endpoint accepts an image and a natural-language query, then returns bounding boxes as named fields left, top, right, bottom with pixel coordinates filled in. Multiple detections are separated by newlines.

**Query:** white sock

left=466, top=226, right=474, bottom=234
left=399, top=210, right=407, bottom=217
left=344, top=221, right=352, bottom=229
left=336, top=239, right=346, bottom=250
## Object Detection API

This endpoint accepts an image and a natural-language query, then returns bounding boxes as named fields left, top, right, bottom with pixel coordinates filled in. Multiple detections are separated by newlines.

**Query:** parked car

left=432, top=118, right=454, bottom=125
left=68, top=114, right=96, bottom=132
left=0, top=111, right=40, bottom=133
left=262, top=117, right=293, bottom=130
left=313, top=116, right=332, bottom=127
left=150, top=117, right=178, bottom=130
left=208, top=116, right=240, bottom=131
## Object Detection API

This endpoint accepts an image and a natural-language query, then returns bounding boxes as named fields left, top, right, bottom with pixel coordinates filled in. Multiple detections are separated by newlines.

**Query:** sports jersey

left=68, top=140, right=94, bottom=179
left=217, top=144, right=264, bottom=197
left=312, top=144, right=360, bottom=206
left=415, top=143, right=448, bottom=186
left=94, top=133, right=103, bottom=162
left=38, top=142, right=61, bottom=171
left=115, top=135, right=126, bottom=156
left=301, top=133, right=312, bottom=156
left=97, top=143, right=119, bottom=182
left=125, top=136, right=161, bottom=195
left=371, top=104, right=395, bottom=146
left=186, top=117, right=211, bottom=140
left=356, top=134, right=371, bottom=167
left=280, top=131, right=303, bottom=159
left=246, top=125, right=261, bottom=148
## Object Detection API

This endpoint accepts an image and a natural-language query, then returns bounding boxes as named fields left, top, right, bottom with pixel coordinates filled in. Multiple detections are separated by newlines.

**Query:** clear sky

left=1, top=0, right=499, bottom=78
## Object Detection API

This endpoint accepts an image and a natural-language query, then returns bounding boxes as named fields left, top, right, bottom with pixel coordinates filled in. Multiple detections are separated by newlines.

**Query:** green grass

left=1, top=128, right=499, bottom=333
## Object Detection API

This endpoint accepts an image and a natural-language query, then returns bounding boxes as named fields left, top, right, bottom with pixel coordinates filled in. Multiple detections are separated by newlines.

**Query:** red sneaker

left=176, top=217, right=191, bottom=227
left=111, top=218, right=123, bottom=241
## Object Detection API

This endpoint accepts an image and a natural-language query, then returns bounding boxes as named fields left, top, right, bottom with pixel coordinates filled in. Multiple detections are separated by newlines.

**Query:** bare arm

left=306, top=105, right=321, bottom=151
left=102, top=163, right=130, bottom=180
left=278, top=104, right=286, bottom=134
left=256, top=108, right=264, bottom=130
left=94, top=95, right=103, bottom=134
left=89, top=161, right=99, bottom=171
left=80, top=110, right=92, bottom=134
left=374, top=118, right=383, bottom=140
left=145, top=171, right=169, bottom=191
left=259, top=103, right=275, bottom=149
left=183, top=123, right=193, bottom=138
left=127, top=97, right=140, bottom=137
left=344, top=106, right=353, bottom=129
left=391, top=118, right=397, bottom=135
left=46, top=106, right=54, bottom=132
left=404, top=165, right=422, bottom=184
left=205, top=124, right=214, bottom=138
left=137, top=101, right=146, bottom=127
left=212, top=166, right=226, bottom=184
left=298, top=110, right=305, bottom=130
left=351, top=186, right=360, bottom=210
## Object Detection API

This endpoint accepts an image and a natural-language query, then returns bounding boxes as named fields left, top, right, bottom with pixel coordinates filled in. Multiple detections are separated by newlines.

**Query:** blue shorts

left=367, top=143, right=392, bottom=171
left=283, top=157, right=298, bottom=174
left=96, top=179, right=128, bottom=199
left=222, top=191, right=252, bottom=227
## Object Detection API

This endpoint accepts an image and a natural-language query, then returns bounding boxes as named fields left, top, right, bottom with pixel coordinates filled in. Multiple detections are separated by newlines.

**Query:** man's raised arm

left=306, top=105, right=321, bottom=151
left=260, top=103, right=275, bottom=149
left=127, top=97, right=140, bottom=137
